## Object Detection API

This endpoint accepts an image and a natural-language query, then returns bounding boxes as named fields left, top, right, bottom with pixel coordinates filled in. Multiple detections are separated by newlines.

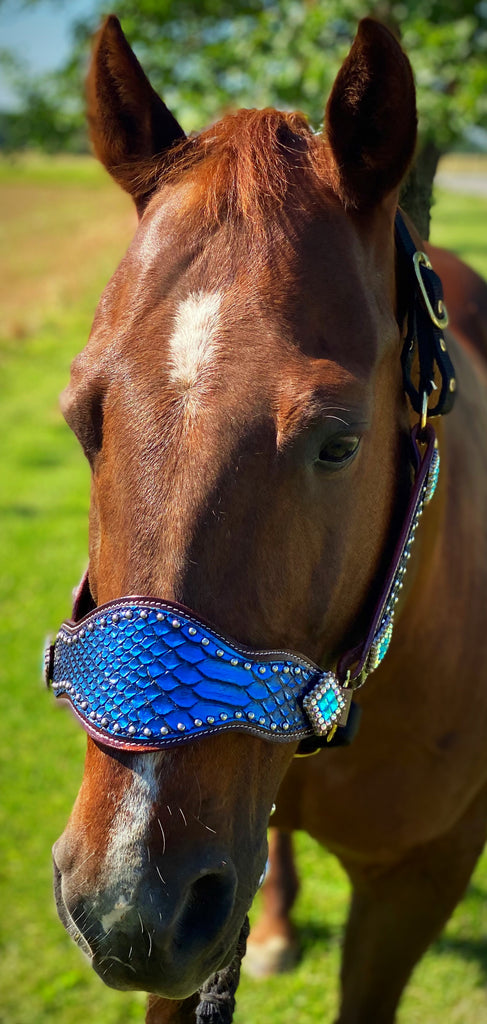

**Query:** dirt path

left=435, top=171, right=487, bottom=197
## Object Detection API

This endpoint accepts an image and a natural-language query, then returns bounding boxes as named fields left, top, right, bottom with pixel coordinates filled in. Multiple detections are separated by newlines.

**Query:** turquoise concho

left=302, top=672, right=352, bottom=737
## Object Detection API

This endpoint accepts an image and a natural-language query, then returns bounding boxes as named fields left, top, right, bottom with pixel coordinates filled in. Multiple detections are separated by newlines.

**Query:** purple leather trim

left=337, top=423, right=437, bottom=683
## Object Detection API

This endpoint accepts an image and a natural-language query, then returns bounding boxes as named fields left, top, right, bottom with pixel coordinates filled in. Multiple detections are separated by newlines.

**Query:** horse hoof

left=243, top=934, right=298, bottom=978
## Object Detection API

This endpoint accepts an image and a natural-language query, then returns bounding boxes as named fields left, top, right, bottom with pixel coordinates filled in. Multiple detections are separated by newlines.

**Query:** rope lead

left=196, top=916, right=250, bottom=1024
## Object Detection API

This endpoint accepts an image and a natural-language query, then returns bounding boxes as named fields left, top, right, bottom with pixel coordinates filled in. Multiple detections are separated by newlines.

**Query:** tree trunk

left=400, top=139, right=442, bottom=241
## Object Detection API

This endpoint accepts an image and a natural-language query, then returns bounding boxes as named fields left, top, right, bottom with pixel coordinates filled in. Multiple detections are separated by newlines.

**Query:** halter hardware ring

left=413, top=251, right=449, bottom=329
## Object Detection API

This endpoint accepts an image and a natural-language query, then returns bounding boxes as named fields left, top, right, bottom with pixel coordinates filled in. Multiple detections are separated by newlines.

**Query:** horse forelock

left=119, top=108, right=335, bottom=229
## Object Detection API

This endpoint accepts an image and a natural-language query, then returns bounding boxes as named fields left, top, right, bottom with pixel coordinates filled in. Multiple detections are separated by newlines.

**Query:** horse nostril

left=177, top=866, right=237, bottom=945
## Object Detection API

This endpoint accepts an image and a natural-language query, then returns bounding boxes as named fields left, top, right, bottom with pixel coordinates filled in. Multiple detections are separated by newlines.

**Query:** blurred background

left=1, top=2, right=486, bottom=1023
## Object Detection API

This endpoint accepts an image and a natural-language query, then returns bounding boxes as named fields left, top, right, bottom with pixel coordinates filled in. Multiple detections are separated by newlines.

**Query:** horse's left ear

left=86, top=15, right=186, bottom=213
left=326, top=18, right=417, bottom=210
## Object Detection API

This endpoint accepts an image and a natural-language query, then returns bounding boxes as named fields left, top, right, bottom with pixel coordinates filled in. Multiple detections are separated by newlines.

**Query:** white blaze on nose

left=168, top=291, right=222, bottom=389
left=102, top=754, right=159, bottom=902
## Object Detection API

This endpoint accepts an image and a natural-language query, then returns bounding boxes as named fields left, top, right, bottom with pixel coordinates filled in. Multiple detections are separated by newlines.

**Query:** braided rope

left=196, top=916, right=250, bottom=1024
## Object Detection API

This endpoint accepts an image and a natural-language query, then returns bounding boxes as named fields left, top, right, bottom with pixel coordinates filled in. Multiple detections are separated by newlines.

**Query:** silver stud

left=172, top=619, right=181, bottom=629
left=90, top=711, right=96, bottom=720
left=247, top=712, right=255, bottom=720
left=283, top=722, right=289, bottom=730
left=283, top=666, right=290, bottom=674
left=143, top=727, right=152, bottom=737
left=101, top=718, right=109, bottom=727
left=272, top=665, right=279, bottom=673
left=294, top=667, right=301, bottom=675
left=140, top=610, right=148, bottom=619
left=220, top=713, right=228, bottom=721
left=124, top=609, right=133, bottom=619
left=87, top=622, right=95, bottom=631
left=194, top=718, right=202, bottom=727
left=259, top=717, right=265, bottom=725
left=258, top=666, right=266, bottom=675
left=128, top=725, right=136, bottom=735
left=231, top=658, right=238, bottom=666
left=177, top=723, right=186, bottom=731
left=96, top=712, right=103, bottom=720
left=160, top=726, right=168, bottom=735
left=80, top=701, right=88, bottom=710
left=207, top=716, right=215, bottom=724
left=112, top=723, right=120, bottom=733
left=235, top=711, right=243, bottom=719
left=202, top=638, right=210, bottom=646
left=188, top=627, right=197, bottom=636
left=270, top=723, right=277, bottom=731
left=79, top=629, right=85, bottom=639
left=112, top=614, right=119, bottom=624
left=244, top=662, right=251, bottom=670
left=216, top=649, right=224, bottom=657
left=156, top=612, right=164, bottom=621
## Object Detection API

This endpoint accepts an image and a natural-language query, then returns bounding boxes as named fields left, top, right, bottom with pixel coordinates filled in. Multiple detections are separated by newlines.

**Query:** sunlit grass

left=431, top=188, right=487, bottom=279
left=1, top=154, right=487, bottom=1024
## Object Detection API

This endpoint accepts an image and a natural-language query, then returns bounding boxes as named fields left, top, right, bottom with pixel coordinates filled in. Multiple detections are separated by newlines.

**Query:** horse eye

left=317, top=434, right=361, bottom=467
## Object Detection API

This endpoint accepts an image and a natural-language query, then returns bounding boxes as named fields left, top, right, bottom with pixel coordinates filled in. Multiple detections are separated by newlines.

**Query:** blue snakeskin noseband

left=48, top=599, right=352, bottom=749
left=46, top=423, right=440, bottom=751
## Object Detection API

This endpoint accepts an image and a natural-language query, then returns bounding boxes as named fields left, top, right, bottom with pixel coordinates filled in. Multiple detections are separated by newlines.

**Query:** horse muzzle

left=52, top=836, right=245, bottom=998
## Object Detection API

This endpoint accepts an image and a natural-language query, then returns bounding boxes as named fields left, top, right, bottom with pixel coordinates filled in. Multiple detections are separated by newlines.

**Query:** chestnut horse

left=50, top=15, right=487, bottom=1024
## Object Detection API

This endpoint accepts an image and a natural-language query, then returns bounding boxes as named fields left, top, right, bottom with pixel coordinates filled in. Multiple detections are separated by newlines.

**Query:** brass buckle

left=413, top=252, right=449, bottom=329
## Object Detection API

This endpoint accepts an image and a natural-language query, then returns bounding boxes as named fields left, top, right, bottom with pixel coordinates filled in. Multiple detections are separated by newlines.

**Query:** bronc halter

left=46, top=212, right=456, bottom=758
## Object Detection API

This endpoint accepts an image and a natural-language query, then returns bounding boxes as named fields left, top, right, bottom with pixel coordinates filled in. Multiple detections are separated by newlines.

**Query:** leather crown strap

left=46, top=213, right=454, bottom=754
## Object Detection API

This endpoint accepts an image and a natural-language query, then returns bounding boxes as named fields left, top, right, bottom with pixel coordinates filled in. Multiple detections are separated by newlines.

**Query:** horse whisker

left=100, top=954, right=137, bottom=974
left=157, top=817, right=166, bottom=855
left=69, top=851, right=96, bottom=879
left=194, top=815, right=217, bottom=834
left=156, top=865, right=166, bottom=885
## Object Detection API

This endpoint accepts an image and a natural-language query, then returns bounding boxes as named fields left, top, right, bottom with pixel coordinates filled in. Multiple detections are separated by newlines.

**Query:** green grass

left=0, top=151, right=114, bottom=186
left=431, top=188, right=487, bottom=280
left=1, top=155, right=487, bottom=1024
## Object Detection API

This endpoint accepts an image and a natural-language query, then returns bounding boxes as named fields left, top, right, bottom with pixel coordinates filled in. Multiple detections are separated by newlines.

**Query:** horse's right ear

left=86, top=15, right=185, bottom=213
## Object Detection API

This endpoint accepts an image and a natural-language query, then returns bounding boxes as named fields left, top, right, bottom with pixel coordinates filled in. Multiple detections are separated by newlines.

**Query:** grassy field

left=1, top=153, right=487, bottom=1024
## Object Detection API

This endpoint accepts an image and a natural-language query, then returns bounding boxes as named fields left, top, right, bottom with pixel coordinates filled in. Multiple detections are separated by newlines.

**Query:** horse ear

left=325, top=18, right=417, bottom=210
left=86, top=15, right=185, bottom=211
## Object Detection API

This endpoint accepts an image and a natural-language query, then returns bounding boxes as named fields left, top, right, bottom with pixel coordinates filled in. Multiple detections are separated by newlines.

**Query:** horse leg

left=335, top=783, right=487, bottom=1024
left=244, top=828, right=299, bottom=977
left=146, top=994, right=199, bottom=1023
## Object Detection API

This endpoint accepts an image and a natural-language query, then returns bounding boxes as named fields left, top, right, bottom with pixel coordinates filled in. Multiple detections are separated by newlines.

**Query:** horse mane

left=117, top=108, right=336, bottom=228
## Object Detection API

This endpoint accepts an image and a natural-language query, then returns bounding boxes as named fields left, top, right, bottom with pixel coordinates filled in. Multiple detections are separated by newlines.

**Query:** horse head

left=52, top=16, right=417, bottom=1000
